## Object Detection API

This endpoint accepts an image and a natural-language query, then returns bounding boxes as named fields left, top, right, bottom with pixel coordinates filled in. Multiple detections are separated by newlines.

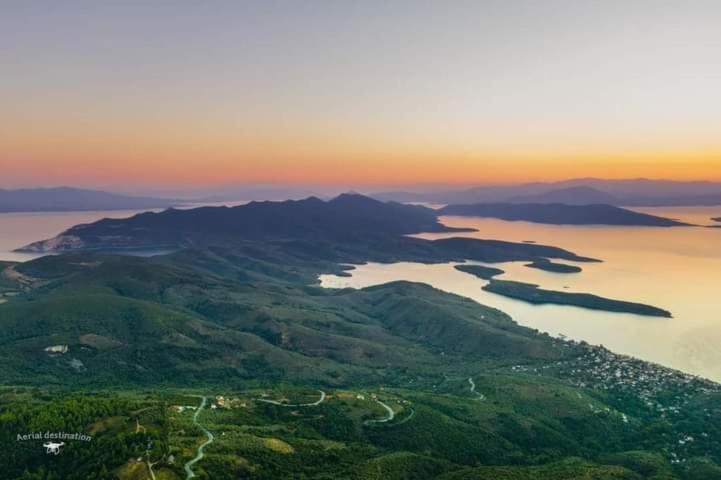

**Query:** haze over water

left=321, top=206, right=721, bottom=382
left=0, top=210, right=155, bottom=262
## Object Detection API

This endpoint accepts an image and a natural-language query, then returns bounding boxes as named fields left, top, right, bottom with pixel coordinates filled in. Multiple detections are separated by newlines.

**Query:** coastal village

left=509, top=339, right=721, bottom=465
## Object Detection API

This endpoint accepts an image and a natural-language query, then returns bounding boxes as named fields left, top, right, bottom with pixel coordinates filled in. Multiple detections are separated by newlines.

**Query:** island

left=454, top=264, right=505, bottom=279
left=525, top=258, right=582, bottom=273
left=438, top=202, right=690, bottom=227
left=482, top=279, right=672, bottom=317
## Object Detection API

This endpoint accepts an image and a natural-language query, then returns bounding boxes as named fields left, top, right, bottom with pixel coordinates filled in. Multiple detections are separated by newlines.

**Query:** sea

left=2, top=205, right=720, bottom=381
left=321, top=206, right=721, bottom=382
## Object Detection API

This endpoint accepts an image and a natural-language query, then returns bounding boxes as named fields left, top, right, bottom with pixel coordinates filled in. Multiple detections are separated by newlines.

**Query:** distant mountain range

left=6, top=179, right=721, bottom=214
left=0, top=187, right=178, bottom=212
left=439, top=203, right=689, bottom=226
left=374, top=179, right=721, bottom=206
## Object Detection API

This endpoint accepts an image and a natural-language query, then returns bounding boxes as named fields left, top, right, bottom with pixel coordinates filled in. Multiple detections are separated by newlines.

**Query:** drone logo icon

left=43, top=441, right=65, bottom=455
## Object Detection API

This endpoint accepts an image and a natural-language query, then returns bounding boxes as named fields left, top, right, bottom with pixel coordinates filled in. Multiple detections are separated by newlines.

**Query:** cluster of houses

left=552, top=344, right=719, bottom=409
left=173, top=395, right=248, bottom=414
left=511, top=341, right=720, bottom=466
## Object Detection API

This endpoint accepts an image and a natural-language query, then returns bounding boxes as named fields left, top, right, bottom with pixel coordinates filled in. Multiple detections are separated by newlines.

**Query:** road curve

left=364, top=399, right=395, bottom=425
left=184, top=396, right=214, bottom=480
left=468, top=377, right=486, bottom=401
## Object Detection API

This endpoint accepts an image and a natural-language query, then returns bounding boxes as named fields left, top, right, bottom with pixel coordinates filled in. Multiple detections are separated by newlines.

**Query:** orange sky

left=2, top=2, right=721, bottom=188
left=3, top=116, right=720, bottom=186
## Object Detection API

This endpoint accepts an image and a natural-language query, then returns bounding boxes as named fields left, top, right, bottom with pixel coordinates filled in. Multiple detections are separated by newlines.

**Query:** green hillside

left=0, top=252, right=572, bottom=386
left=1, top=249, right=720, bottom=479
left=0, top=196, right=718, bottom=478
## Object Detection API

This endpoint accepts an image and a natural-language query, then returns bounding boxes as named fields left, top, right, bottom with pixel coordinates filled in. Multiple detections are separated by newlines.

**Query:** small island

left=454, top=264, right=505, bottom=279
left=482, top=279, right=672, bottom=318
left=712, top=217, right=721, bottom=222
left=525, top=258, right=582, bottom=274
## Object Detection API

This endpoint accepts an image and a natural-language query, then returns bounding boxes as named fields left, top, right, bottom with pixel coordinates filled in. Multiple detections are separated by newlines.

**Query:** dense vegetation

left=483, top=279, right=672, bottom=318
left=0, top=252, right=572, bottom=386
left=453, top=264, right=505, bottom=279
left=0, top=195, right=717, bottom=478
left=2, top=373, right=720, bottom=479
left=524, top=258, right=582, bottom=274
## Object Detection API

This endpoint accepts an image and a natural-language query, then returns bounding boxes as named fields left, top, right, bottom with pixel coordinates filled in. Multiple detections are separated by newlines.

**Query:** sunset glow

left=2, top=1, right=721, bottom=188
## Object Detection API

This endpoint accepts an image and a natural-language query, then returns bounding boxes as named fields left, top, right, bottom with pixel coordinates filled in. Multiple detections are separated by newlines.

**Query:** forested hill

left=2, top=197, right=721, bottom=479
left=19, top=194, right=463, bottom=252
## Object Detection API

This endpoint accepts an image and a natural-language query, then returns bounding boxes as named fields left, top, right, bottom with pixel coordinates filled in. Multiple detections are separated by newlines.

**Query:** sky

left=2, top=0, right=721, bottom=190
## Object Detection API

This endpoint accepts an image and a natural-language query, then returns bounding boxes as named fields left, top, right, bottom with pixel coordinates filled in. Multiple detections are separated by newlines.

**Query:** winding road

left=184, top=396, right=214, bottom=480
left=468, top=377, right=486, bottom=400
left=394, top=407, right=415, bottom=425
left=363, top=399, right=395, bottom=425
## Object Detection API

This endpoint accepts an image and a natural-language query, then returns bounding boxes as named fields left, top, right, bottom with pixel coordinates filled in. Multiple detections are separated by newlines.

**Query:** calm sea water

left=3, top=205, right=721, bottom=380
left=321, top=206, right=721, bottom=382
left=0, top=209, right=161, bottom=262
left=0, top=201, right=251, bottom=262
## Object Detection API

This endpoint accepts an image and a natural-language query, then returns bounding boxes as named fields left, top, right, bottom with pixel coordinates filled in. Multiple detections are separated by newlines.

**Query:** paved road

left=184, top=396, right=214, bottom=480
left=468, top=377, right=486, bottom=400
left=364, top=399, right=395, bottom=425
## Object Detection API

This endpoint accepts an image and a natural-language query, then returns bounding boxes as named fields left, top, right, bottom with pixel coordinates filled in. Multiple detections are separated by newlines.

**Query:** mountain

left=20, top=193, right=691, bottom=319
left=438, top=203, right=689, bottom=226
left=0, top=187, right=178, bottom=212
left=508, top=186, right=621, bottom=205
left=0, top=252, right=574, bottom=386
left=373, top=179, right=721, bottom=206
left=18, top=193, right=470, bottom=253
left=3, top=194, right=721, bottom=479
left=21, top=194, right=678, bottom=259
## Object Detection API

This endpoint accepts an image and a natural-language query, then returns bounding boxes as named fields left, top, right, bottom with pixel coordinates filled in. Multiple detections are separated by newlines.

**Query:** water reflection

left=321, top=207, right=721, bottom=382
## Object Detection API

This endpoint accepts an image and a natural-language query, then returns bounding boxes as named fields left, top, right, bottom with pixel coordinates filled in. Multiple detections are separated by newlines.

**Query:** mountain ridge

left=438, top=202, right=689, bottom=227
left=0, top=186, right=178, bottom=212
left=373, top=179, right=721, bottom=206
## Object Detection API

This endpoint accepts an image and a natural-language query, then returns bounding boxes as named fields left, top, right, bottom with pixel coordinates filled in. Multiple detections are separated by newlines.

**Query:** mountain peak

left=19, top=193, right=450, bottom=253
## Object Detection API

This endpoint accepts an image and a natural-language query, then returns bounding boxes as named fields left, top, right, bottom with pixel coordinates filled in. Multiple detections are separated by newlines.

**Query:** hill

left=0, top=187, right=178, bottom=212
left=2, top=193, right=718, bottom=479
left=438, top=203, right=688, bottom=226
left=0, top=252, right=572, bottom=386
left=17, top=195, right=600, bottom=270
left=1, top=251, right=719, bottom=479
left=18, top=194, right=465, bottom=252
